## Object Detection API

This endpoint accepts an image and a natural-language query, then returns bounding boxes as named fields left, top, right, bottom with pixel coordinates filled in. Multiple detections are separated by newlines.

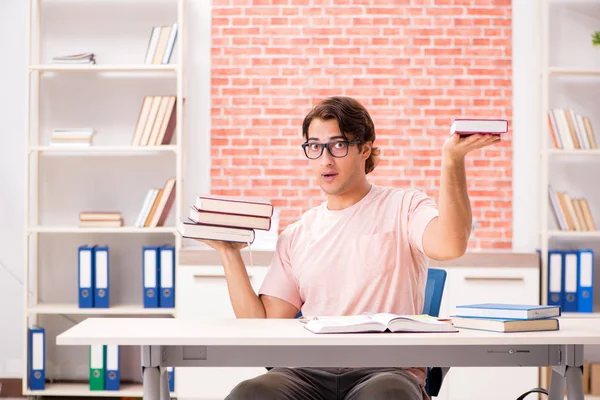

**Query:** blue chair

left=291, top=268, right=448, bottom=397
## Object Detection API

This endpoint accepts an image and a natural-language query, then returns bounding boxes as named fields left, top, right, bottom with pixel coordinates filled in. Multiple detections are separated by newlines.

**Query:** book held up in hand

left=303, top=313, right=458, bottom=334
left=450, top=119, right=508, bottom=136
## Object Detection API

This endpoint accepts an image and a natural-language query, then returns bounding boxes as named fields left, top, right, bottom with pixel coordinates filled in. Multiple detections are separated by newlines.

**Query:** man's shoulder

left=373, top=185, right=432, bottom=204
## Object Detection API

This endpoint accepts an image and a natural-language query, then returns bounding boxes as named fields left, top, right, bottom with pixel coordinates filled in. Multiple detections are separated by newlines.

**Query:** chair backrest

left=422, top=268, right=447, bottom=317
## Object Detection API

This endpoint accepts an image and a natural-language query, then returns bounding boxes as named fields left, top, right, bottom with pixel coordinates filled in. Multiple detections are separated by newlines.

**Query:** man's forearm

left=219, top=249, right=267, bottom=318
left=436, top=153, right=472, bottom=255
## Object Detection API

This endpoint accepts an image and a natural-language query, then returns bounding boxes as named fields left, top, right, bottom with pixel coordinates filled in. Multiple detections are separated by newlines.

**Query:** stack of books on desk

left=450, top=303, right=561, bottom=333
left=177, top=195, right=274, bottom=244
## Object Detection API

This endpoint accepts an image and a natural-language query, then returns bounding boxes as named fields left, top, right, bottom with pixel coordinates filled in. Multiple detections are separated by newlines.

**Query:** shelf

left=30, top=145, right=177, bottom=155
left=546, top=149, right=600, bottom=156
left=30, top=64, right=178, bottom=73
left=561, top=312, right=600, bottom=319
left=546, top=230, right=600, bottom=238
left=24, top=382, right=176, bottom=397
left=29, top=226, right=177, bottom=234
left=548, top=67, right=600, bottom=76
left=29, top=303, right=175, bottom=315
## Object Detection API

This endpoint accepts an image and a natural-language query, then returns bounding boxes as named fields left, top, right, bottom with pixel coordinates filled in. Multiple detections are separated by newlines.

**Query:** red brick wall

left=210, top=0, right=512, bottom=250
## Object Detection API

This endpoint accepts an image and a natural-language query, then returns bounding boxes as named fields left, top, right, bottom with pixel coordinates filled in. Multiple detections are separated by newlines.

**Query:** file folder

left=547, top=250, right=563, bottom=307
left=160, top=246, right=175, bottom=308
left=90, top=344, right=105, bottom=391
left=167, top=367, right=174, bottom=392
left=78, top=245, right=95, bottom=308
left=94, top=246, right=109, bottom=308
left=28, top=326, right=45, bottom=390
left=577, top=249, right=594, bottom=313
left=143, top=246, right=160, bottom=308
left=105, top=345, right=120, bottom=390
left=563, top=251, right=579, bottom=313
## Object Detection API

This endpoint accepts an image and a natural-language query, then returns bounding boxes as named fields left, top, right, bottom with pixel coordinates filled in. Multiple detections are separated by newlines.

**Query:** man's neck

left=326, top=181, right=372, bottom=211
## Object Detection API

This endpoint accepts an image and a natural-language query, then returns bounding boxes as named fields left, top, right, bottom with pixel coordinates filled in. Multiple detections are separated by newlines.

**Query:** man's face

left=305, top=118, right=369, bottom=196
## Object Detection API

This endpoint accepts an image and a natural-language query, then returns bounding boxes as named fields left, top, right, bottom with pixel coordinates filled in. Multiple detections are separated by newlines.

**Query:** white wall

left=0, top=0, right=211, bottom=378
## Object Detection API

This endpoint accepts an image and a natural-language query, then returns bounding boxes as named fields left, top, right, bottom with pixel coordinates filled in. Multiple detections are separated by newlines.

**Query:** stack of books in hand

left=79, top=212, right=123, bottom=228
left=177, top=195, right=273, bottom=244
left=451, top=303, right=561, bottom=333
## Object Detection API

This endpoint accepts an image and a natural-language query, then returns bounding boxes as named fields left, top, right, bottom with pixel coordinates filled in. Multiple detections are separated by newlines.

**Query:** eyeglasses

left=301, top=139, right=362, bottom=160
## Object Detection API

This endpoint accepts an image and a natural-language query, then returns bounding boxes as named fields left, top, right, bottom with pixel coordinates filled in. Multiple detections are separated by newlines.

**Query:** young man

left=199, top=96, right=500, bottom=400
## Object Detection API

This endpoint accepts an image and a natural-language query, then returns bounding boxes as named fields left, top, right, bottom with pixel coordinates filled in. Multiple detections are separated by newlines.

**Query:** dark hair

left=302, top=96, right=380, bottom=174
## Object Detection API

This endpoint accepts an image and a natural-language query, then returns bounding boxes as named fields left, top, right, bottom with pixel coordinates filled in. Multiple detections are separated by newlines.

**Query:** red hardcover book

left=194, top=194, right=274, bottom=218
left=450, top=119, right=508, bottom=136
left=189, top=207, right=271, bottom=231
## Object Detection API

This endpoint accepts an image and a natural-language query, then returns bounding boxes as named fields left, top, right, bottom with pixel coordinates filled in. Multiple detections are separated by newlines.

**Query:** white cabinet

left=435, top=266, right=540, bottom=400
left=175, top=265, right=269, bottom=400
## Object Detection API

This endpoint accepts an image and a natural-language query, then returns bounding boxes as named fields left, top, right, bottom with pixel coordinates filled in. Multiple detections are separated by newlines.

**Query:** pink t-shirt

left=258, top=184, right=440, bottom=388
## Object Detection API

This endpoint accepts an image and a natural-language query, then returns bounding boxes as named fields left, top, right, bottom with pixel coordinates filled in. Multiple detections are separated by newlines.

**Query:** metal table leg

left=160, top=367, right=171, bottom=400
left=548, top=366, right=566, bottom=400
left=143, top=366, right=161, bottom=400
left=565, top=365, right=585, bottom=400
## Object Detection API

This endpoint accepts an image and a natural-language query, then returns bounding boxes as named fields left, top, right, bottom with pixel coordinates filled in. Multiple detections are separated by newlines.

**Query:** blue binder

left=167, top=367, right=174, bottom=392
left=143, top=246, right=160, bottom=308
left=160, top=246, right=175, bottom=308
left=105, top=345, right=120, bottom=390
left=28, top=326, right=45, bottom=390
left=78, top=245, right=95, bottom=308
left=563, top=250, right=579, bottom=312
left=577, top=249, right=594, bottom=313
left=547, top=250, right=563, bottom=307
left=94, top=246, right=109, bottom=308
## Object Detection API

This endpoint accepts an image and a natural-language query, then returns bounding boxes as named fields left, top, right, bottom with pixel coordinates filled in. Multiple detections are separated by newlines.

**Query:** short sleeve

left=406, top=190, right=439, bottom=254
left=258, top=226, right=303, bottom=310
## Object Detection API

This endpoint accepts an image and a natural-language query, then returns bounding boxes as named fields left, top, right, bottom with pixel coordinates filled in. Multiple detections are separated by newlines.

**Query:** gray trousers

left=225, top=367, right=425, bottom=400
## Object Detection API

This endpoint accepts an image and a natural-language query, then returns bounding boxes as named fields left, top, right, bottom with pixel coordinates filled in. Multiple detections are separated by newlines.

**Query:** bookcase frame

left=538, top=0, right=600, bottom=395
left=23, top=0, right=185, bottom=397
left=538, top=0, right=600, bottom=315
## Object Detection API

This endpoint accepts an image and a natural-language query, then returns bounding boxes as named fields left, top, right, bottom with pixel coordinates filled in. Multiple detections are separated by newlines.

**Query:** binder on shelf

left=89, top=344, right=105, bottom=391
left=577, top=249, right=594, bottom=313
left=78, top=245, right=95, bottom=308
left=547, top=250, right=563, bottom=308
left=105, top=345, right=120, bottom=391
left=28, top=326, right=45, bottom=390
left=167, top=367, right=174, bottom=392
left=160, top=246, right=175, bottom=308
left=563, top=251, right=579, bottom=313
left=143, top=246, right=160, bottom=308
left=94, top=245, right=109, bottom=308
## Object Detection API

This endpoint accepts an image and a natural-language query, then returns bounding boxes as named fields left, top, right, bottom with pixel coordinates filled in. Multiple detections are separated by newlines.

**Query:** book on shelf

left=131, top=95, right=176, bottom=146
left=302, top=313, right=458, bottom=334
left=145, top=24, right=178, bottom=65
left=547, top=108, right=597, bottom=150
left=50, top=128, right=95, bottom=147
left=51, top=52, right=95, bottom=64
left=450, top=118, right=508, bottom=136
left=548, top=185, right=596, bottom=231
left=79, top=212, right=123, bottom=228
left=134, top=178, right=176, bottom=228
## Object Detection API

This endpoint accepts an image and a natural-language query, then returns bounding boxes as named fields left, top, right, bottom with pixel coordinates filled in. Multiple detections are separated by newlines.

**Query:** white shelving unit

left=538, top=0, right=600, bottom=394
left=538, top=0, right=600, bottom=313
left=23, top=0, right=185, bottom=397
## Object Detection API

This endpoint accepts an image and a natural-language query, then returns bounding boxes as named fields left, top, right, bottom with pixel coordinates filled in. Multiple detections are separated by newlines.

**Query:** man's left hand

left=442, top=133, right=501, bottom=161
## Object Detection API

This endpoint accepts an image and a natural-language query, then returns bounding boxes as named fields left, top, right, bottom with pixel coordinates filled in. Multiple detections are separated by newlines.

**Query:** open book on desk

left=302, top=313, right=458, bottom=334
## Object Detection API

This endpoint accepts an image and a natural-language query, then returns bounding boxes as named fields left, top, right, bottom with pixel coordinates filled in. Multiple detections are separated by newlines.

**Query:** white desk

left=56, top=317, right=600, bottom=400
